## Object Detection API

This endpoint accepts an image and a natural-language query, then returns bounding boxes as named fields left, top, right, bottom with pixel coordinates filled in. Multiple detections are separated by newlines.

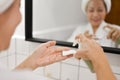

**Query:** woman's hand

left=74, top=34, right=105, bottom=62
left=74, top=34, right=116, bottom=80
left=32, top=41, right=72, bottom=67
left=75, top=31, right=95, bottom=40
left=104, top=25, right=120, bottom=42
left=16, top=41, right=73, bottom=70
left=84, top=30, right=93, bottom=39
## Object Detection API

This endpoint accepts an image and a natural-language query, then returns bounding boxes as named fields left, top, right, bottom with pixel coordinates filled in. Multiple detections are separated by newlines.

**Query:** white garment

left=0, top=0, right=14, bottom=14
left=68, top=21, right=116, bottom=47
left=0, top=62, right=47, bottom=80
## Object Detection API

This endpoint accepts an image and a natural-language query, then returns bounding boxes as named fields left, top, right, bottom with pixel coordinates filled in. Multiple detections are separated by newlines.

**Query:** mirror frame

left=25, top=0, right=120, bottom=54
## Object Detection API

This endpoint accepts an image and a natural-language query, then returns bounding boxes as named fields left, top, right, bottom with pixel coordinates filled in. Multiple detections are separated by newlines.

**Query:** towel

left=81, top=0, right=111, bottom=14
left=0, top=0, right=14, bottom=14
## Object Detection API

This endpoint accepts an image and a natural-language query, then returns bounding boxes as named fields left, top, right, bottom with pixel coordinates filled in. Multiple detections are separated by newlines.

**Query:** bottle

left=73, top=40, right=95, bottom=73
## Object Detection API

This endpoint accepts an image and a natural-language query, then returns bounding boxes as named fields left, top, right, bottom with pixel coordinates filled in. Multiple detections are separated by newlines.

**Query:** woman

left=68, top=0, right=120, bottom=48
left=0, top=0, right=72, bottom=79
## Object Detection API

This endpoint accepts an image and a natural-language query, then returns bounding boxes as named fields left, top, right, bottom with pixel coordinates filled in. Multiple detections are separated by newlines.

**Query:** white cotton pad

left=62, top=50, right=77, bottom=56
left=0, top=0, right=14, bottom=14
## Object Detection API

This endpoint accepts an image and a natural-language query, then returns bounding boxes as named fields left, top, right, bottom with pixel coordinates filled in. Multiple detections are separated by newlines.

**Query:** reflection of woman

left=68, top=0, right=120, bottom=47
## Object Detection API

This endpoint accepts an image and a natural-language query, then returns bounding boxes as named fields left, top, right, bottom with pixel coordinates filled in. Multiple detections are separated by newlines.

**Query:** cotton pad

left=62, top=50, right=76, bottom=56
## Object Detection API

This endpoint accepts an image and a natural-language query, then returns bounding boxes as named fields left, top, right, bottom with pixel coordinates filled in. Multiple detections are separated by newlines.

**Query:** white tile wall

left=61, top=63, right=79, bottom=80
left=0, top=57, right=8, bottom=68
left=106, top=53, right=120, bottom=75
left=111, top=66, right=120, bottom=74
left=16, top=38, right=29, bottom=56
left=7, top=38, right=16, bottom=56
left=106, top=53, right=120, bottom=66
left=62, top=57, right=80, bottom=66
left=7, top=55, right=16, bottom=70
left=16, top=55, right=28, bottom=66
left=115, top=74, right=120, bottom=80
left=0, top=38, right=120, bottom=80
left=0, top=50, right=8, bottom=58
left=28, top=42, right=40, bottom=55
left=33, top=67, right=44, bottom=77
left=44, top=62, right=61, bottom=80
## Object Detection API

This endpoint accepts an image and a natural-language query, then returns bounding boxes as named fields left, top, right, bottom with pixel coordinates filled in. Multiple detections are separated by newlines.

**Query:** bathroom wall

left=0, top=37, right=120, bottom=80
left=33, top=0, right=87, bottom=32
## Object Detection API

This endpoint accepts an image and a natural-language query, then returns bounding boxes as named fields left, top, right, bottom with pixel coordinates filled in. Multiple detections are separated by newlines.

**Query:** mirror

left=25, top=0, right=120, bottom=54
left=33, top=0, right=86, bottom=41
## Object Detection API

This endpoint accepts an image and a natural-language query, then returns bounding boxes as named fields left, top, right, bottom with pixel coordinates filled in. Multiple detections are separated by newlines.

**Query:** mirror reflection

left=33, top=0, right=120, bottom=48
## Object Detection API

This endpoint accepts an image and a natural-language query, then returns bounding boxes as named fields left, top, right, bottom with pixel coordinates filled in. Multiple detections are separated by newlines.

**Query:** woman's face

left=86, top=0, right=107, bottom=27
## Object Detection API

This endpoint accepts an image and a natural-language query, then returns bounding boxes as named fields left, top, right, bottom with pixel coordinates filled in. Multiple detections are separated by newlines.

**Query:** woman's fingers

left=84, top=31, right=93, bottom=39
left=84, top=30, right=89, bottom=36
left=112, top=31, right=119, bottom=41
left=75, top=49, right=88, bottom=59
left=104, top=25, right=113, bottom=39
left=107, top=28, right=120, bottom=41
left=75, top=34, right=93, bottom=49
left=43, top=41, right=56, bottom=48
left=105, top=25, right=120, bottom=41
left=57, top=53, right=73, bottom=61
left=54, top=47, right=70, bottom=52
left=104, top=25, right=114, bottom=30
left=107, top=29, right=115, bottom=39
left=49, top=47, right=70, bottom=55
left=49, top=52, right=73, bottom=64
left=78, top=34, right=90, bottom=44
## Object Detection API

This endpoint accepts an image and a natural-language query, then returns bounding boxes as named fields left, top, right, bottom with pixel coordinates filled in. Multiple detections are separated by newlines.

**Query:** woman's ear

left=0, top=0, right=14, bottom=14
